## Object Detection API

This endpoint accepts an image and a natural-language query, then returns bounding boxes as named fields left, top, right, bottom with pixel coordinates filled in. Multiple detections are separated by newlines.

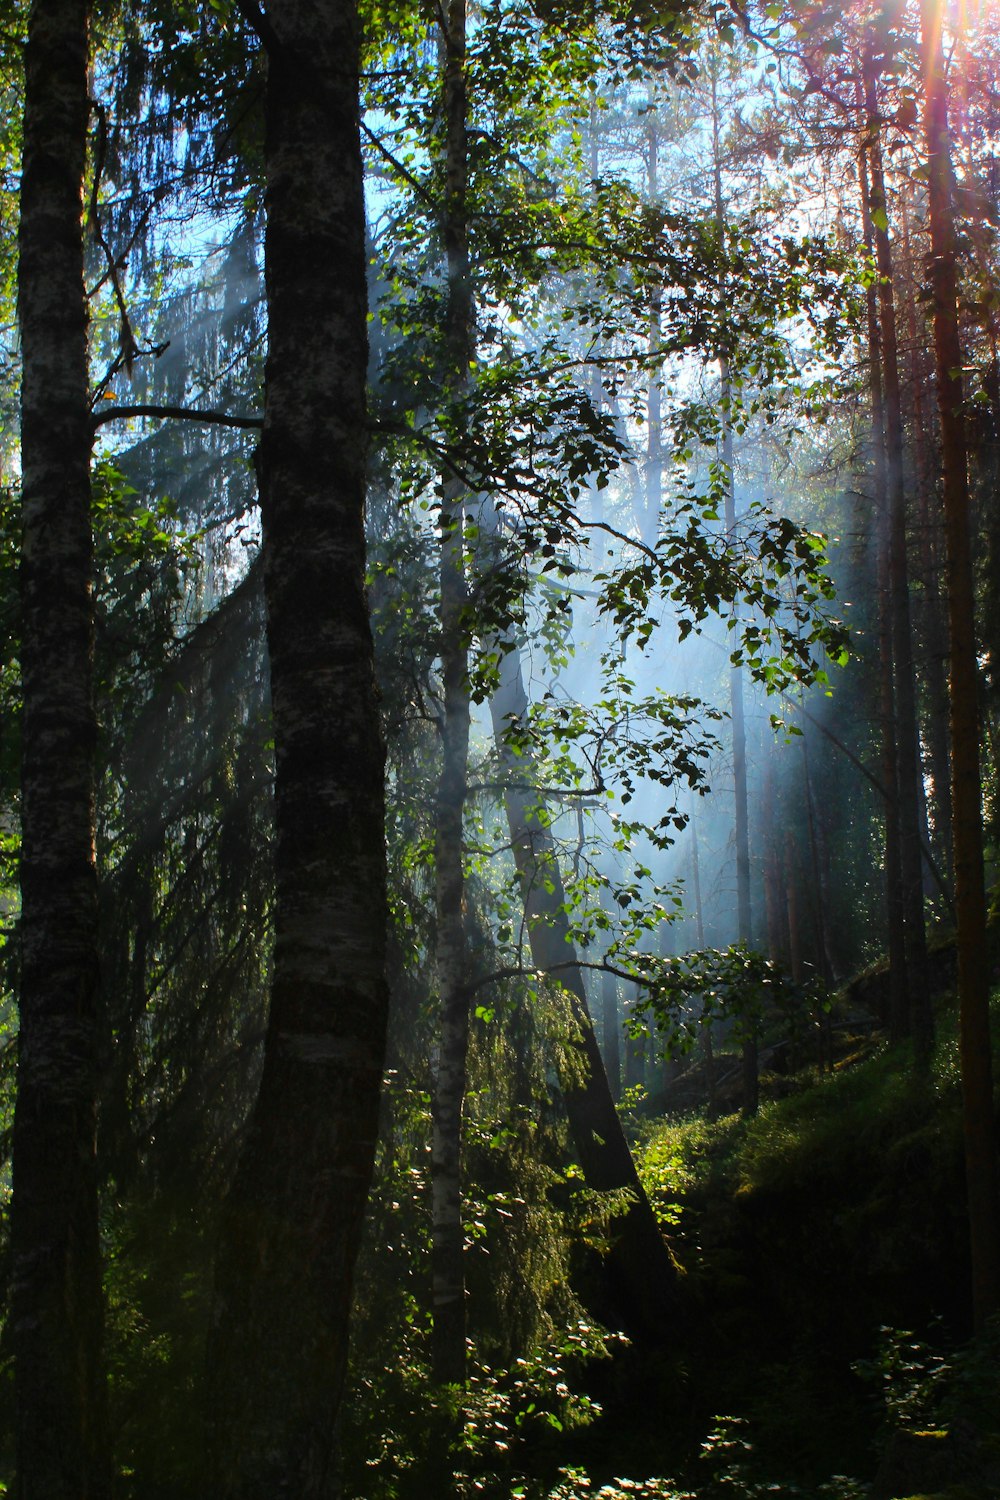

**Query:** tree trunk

left=12, top=0, right=110, bottom=1491
left=900, top=190, right=954, bottom=886
left=858, top=135, right=907, bottom=1039
left=489, top=640, right=680, bottom=1337
left=207, top=0, right=389, bottom=1492
left=785, top=829, right=804, bottom=986
left=801, top=732, right=835, bottom=985
left=921, top=2, right=1000, bottom=1329
left=430, top=0, right=474, bottom=1390
left=602, top=967, right=622, bottom=1102
left=689, top=801, right=716, bottom=1111
left=710, top=66, right=756, bottom=1115
left=624, top=999, right=646, bottom=1093
left=645, top=98, right=663, bottom=550
left=863, top=59, right=931, bottom=1055
left=760, top=755, right=786, bottom=965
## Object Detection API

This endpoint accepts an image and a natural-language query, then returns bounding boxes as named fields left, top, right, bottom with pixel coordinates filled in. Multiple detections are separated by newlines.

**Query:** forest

left=2, top=0, right=1000, bottom=1493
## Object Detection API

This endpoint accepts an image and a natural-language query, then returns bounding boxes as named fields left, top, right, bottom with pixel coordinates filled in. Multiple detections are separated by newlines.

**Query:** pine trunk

left=900, top=194, right=954, bottom=882
left=863, top=63, right=931, bottom=1054
left=431, top=0, right=474, bottom=1389
left=12, top=0, right=110, bottom=1491
left=858, top=137, right=907, bottom=1038
left=208, top=0, right=388, bottom=1491
left=921, top=3, right=1000, bottom=1329
left=711, top=69, right=755, bottom=1114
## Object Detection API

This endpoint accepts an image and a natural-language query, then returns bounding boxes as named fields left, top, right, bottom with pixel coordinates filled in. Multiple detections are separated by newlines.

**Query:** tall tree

left=11, top=0, right=111, bottom=1489
left=207, top=0, right=389, bottom=1490
left=857, top=122, right=907, bottom=1038
left=921, top=0, right=1000, bottom=1329
left=489, top=633, right=681, bottom=1337
left=430, top=0, right=476, bottom=1389
left=708, top=57, right=755, bottom=1113
left=861, top=47, right=930, bottom=1052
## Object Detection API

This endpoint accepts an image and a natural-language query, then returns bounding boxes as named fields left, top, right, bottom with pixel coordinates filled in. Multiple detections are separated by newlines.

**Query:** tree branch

left=93, top=403, right=263, bottom=432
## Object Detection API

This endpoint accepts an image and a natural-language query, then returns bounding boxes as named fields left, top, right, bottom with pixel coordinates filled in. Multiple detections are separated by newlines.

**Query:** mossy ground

left=535, top=995, right=1000, bottom=1498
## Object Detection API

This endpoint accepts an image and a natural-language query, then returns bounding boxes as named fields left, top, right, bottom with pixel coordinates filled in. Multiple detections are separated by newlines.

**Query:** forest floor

left=519, top=994, right=1000, bottom=1500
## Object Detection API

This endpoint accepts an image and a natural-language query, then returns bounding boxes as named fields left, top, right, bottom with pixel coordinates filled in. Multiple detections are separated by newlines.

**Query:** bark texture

left=921, top=3, right=1000, bottom=1329
left=430, top=0, right=475, bottom=1389
left=900, top=196, right=954, bottom=882
left=12, top=0, right=109, bottom=1491
left=710, top=66, right=756, bottom=1114
left=858, top=137, right=907, bottom=1037
left=208, top=0, right=388, bottom=1490
left=863, top=64, right=931, bottom=1052
left=601, top=967, right=621, bottom=1102
left=490, top=642, right=681, bottom=1337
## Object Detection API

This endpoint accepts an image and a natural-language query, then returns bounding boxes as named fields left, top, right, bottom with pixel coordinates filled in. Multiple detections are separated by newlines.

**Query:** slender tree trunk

left=785, top=829, right=804, bottom=987
left=689, top=798, right=706, bottom=952
left=624, top=998, right=646, bottom=1093
left=900, top=191, right=954, bottom=884
left=431, top=0, right=475, bottom=1389
left=12, top=0, right=110, bottom=1491
left=207, top=1, right=388, bottom=1491
left=645, top=100, right=663, bottom=550
left=489, top=639, right=680, bottom=1336
left=858, top=137, right=907, bottom=1039
left=710, top=66, right=756, bottom=1115
left=801, top=732, right=834, bottom=985
left=689, top=801, right=716, bottom=1111
left=921, top=2, right=1000, bottom=1329
left=602, top=967, right=622, bottom=1102
left=863, top=59, right=931, bottom=1055
left=761, top=751, right=788, bottom=965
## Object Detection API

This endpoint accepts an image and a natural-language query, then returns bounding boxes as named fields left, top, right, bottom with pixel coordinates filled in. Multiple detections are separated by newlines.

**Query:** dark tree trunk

left=900, top=193, right=954, bottom=885
left=489, top=642, right=680, bottom=1337
left=710, top=65, right=756, bottom=1115
left=784, top=829, right=804, bottom=986
left=863, top=60, right=931, bottom=1055
left=624, top=1002, right=646, bottom=1093
left=645, top=101, right=663, bottom=550
left=12, top=0, right=110, bottom=1493
left=760, top=756, right=787, bottom=965
left=207, top=0, right=388, bottom=1491
left=602, top=967, right=622, bottom=1102
left=801, top=733, right=834, bottom=985
left=431, top=0, right=474, bottom=1390
left=921, top=3, right=1000, bottom=1329
left=858, top=136, right=907, bottom=1039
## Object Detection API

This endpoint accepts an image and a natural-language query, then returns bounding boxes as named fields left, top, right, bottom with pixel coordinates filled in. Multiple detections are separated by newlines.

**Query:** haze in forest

left=2, top=0, right=1000, bottom=1496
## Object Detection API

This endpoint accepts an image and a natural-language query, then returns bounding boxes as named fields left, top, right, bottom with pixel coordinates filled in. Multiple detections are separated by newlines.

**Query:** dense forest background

left=2, top=0, right=1000, bottom=1494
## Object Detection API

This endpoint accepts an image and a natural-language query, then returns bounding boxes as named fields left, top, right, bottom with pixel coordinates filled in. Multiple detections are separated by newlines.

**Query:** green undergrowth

left=525, top=999, right=1000, bottom=1500
left=598, top=995, right=1000, bottom=1497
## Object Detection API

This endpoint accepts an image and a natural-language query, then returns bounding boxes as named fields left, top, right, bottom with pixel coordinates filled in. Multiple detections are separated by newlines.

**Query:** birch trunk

left=208, top=0, right=388, bottom=1490
left=12, top=0, right=109, bottom=1490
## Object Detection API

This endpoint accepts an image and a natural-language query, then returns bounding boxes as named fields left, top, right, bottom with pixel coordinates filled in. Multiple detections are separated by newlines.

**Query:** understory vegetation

left=22, top=988, right=991, bottom=1500
left=3, top=0, right=1000, bottom=1492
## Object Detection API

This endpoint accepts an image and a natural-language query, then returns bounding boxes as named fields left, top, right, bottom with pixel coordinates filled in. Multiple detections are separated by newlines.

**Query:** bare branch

left=93, top=403, right=263, bottom=432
